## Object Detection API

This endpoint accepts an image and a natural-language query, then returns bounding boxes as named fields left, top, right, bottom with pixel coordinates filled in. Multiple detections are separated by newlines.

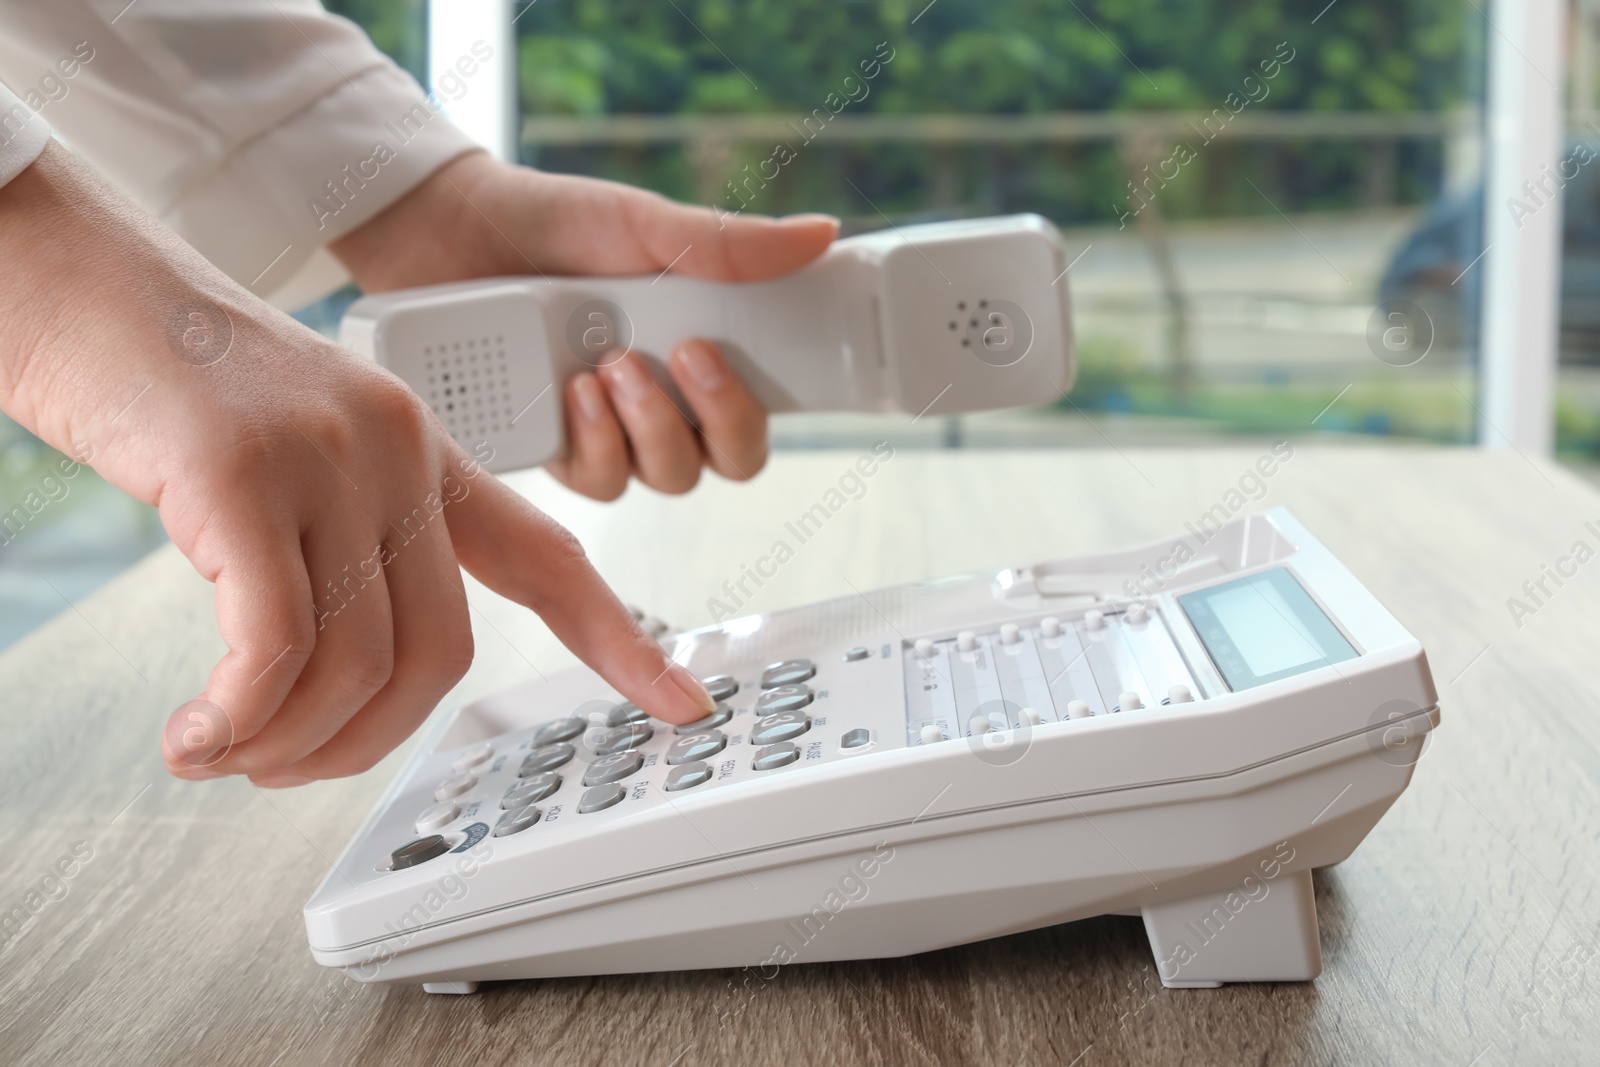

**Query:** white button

left=434, top=774, right=477, bottom=801
left=957, top=630, right=977, bottom=653
left=968, top=715, right=992, bottom=736
left=1127, top=603, right=1148, bottom=624
left=451, top=742, right=493, bottom=773
left=914, top=638, right=936, bottom=659
left=1040, top=617, right=1062, bottom=638
left=919, top=724, right=944, bottom=745
left=1066, top=699, right=1092, bottom=719
left=999, top=623, right=1020, bottom=645
left=1020, top=707, right=1043, bottom=727
left=1119, top=691, right=1143, bottom=711
left=1169, top=684, right=1194, bottom=704
left=1084, top=610, right=1105, bottom=631
left=416, top=801, right=459, bottom=833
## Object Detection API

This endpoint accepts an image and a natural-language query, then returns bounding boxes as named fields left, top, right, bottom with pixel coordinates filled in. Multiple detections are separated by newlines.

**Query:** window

left=512, top=1, right=1489, bottom=451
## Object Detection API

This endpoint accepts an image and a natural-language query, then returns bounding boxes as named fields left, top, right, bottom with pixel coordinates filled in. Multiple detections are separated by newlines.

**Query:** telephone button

left=451, top=742, right=494, bottom=773
left=600, top=702, right=649, bottom=727
left=415, top=801, right=459, bottom=834
left=390, top=836, right=450, bottom=870
left=667, top=731, right=726, bottom=765
left=841, top=728, right=873, bottom=750
left=675, top=703, right=733, bottom=734
left=503, top=772, right=561, bottom=808
left=583, top=751, right=644, bottom=786
left=701, top=674, right=739, bottom=701
left=750, top=712, right=810, bottom=745
left=434, top=774, right=477, bottom=801
left=752, top=743, right=801, bottom=771
left=578, top=783, right=627, bottom=814
left=594, top=723, right=653, bottom=755
left=664, top=761, right=714, bottom=791
left=844, top=647, right=870, bottom=662
left=520, top=743, right=576, bottom=776
left=493, top=805, right=542, bottom=837
left=755, top=685, right=813, bottom=714
left=534, top=718, right=585, bottom=746
left=761, top=659, right=816, bottom=688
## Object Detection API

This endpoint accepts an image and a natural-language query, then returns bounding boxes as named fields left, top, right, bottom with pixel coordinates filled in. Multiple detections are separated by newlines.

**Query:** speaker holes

left=418, top=338, right=514, bottom=441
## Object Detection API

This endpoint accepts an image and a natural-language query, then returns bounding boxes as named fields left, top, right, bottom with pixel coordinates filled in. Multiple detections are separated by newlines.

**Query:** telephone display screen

left=1178, top=568, right=1356, bottom=691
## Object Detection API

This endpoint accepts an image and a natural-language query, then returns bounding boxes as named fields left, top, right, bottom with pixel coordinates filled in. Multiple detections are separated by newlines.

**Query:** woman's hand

left=330, top=150, right=838, bottom=499
left=0, top=143, right=717, bottom=786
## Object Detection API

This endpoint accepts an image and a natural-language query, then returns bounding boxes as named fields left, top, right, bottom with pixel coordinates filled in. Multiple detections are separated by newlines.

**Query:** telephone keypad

left=385, top=644, right=895, bottom=866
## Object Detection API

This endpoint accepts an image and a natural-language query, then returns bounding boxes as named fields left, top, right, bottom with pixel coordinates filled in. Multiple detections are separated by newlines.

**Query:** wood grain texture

left=2, top=446, right=1598, bottom=1066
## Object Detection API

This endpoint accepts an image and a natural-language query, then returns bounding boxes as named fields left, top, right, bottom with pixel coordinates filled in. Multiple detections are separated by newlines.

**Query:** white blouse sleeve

left=0, top=80, right=51, bottom=186
left=0, top=0, right=483, bottom=309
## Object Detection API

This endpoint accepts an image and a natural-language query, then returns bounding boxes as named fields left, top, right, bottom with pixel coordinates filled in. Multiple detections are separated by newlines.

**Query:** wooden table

left=3, top=445, right=1598, bottom=1066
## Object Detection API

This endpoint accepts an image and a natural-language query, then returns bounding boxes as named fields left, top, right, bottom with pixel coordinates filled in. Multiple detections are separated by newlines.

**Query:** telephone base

left=1141, top=869, right=1321, bottom=988
left=421, top=981, right=479, bottom=995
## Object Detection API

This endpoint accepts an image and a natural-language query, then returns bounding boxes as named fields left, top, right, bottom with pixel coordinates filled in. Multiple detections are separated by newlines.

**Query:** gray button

left=578, top=783, right=627, bottom=813
left=755, top=685, right=814, bottom=714
left=751, top=711, right=811, bottom=745
left=675, top=702, right=733, bottom=734
left=390, top=835, right=450, bottom=870
left=594, top=723, right=653, bottom=755
left=598, top=702, right=649, bottom=727
left=520, top=743, right=576, bottom=776
left=582, top=750, right=644, bottom=786
left=841, top=727, right=872, bottom=749
left=667, top=730, right=726, bottom=765
left=701, top=674, right=739, bottom=701
left=752, top=743, right=800, bottom=771
left=502, top=772, right=561, bottom=808
left=664, top=761, right=714, bottom=791
left=844, top=646, right=870, bottom=662
left=493, top=805, right=542, bottom=837
left=534, top=718, right=585, bottom=745
left=761, top=659, right=816, bottom=688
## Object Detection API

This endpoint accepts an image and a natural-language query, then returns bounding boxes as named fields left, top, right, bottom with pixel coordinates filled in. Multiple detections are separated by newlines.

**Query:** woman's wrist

left=328, top=148, right=494, bottom=292
left=0, top=142, right=281, bottom=486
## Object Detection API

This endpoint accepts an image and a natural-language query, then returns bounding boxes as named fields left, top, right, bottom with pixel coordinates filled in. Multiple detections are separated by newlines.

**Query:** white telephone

left=339, top=215, right=1075, bottom=473
left=304, top=507, right=1439, bottom=993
